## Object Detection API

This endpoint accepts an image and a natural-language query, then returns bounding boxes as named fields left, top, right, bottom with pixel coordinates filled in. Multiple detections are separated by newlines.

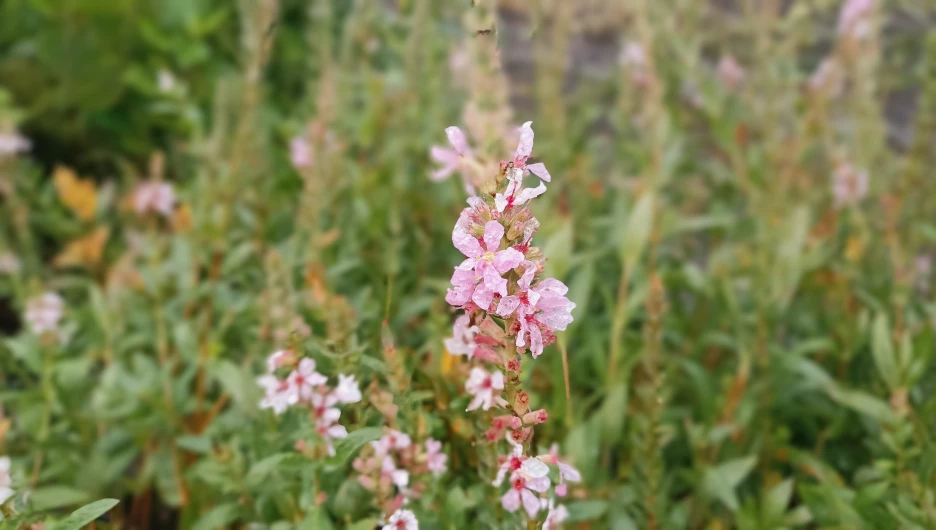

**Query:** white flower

left=0, top=133, right=30, bottom=157
left=334, top=374, right=362, bottom=404
left=464, top=367, right=504, bottom=411
left=158, top=69, right=176, bottom=93
left=543, top=499, right=570, bottom=530
left=0, top=252, right=21, bottom=275
left=288, top=358, right=328, bottom=402
left=0, top=456, right=14, bottom=505
left=257, top=374, right=297, bottom=415
left=383, top=509, right=418, bottom=530
left=24, top=292, right=64, bottom=335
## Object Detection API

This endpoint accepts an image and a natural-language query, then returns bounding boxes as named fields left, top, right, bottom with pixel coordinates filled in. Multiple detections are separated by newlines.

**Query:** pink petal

left=494, top=193, right=508, bottom=212
left=521, top=489, right=542, bottom=518
left=514, top=121, right=534, bottom=161
left=502, top=489, right=521, bottom=512
left=453, top=232, right=484, bottom=258
left=558, top=462, right=581, bottom=482
left=472, top=286, right=495, bottom=311
left=497, top=296, right=521, bottom=317
left=483, top=221, right=504, bottom=252
left=520, top=457, right=549, bottom=478
left=445, top=126, right=470, bottom=155
left=490, top=370, right=505, bottom=390
left=482, top=264, right=508, bottom=297
left=430, top=146, right=460, bottom=166
left=493, top=247, right=524, bottom=273
left=526, top=162, right=551, bottom=182
left=529, top=325, right=544, bottom=358
left=515, top=182, right=547, bottom=206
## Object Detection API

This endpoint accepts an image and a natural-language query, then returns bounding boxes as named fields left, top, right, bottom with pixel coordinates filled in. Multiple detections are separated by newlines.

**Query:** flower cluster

left=353, top=430, right=447, bottom=518
left=382, top=508, right=418, bottom=530
left=24, top=292, right=64, bottom=335
left=832, top=161, right=869, bottom=208
left=441, top=121, right=579, bottom=524
left=256, top=350, right=361, bottom=455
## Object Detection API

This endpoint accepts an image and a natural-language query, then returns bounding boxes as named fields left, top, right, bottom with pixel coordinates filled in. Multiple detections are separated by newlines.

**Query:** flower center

left=512, top=477, right=526, bottom=491
left=482, top=251, right=496, bottom=263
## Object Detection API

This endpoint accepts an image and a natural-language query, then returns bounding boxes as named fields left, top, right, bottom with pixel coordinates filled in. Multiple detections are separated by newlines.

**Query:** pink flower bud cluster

left=440, top=121, right=580, bottom=522
left=133, top=181, right=175, bottom=217
left=256, top=350, right=361, bottom=455
left=24, top=292, right=64, bottom=335
left=353, top=431, right=447, bottom=517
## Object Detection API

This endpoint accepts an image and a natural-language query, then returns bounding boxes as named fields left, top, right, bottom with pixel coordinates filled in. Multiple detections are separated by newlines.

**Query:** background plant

left=0, top=0, right=935, bottom=529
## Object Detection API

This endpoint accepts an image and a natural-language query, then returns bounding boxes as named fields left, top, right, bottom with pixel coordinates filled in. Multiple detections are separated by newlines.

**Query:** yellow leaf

left=54, top=226, right=109, bottom=268
left=53, top=166, right=97, bottom=221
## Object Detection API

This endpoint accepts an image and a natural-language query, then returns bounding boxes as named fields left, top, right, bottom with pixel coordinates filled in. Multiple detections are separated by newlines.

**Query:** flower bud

left=522, top=408, right=548, bottom=425
left=514, top=391, right=530, bottom=415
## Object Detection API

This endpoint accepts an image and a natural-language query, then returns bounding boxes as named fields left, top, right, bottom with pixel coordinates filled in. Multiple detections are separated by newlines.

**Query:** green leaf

left=329, top=427, right=384, bottom=465
left=871, top=313, right=899, bottom=389
left=176, top=435, right=212, bottom=454
left=828, top=386, right=897, bottom=425
left=566, top=499, right=609, bottom=522
left=764, top=478, right=794, bottom=518
left=703, top=456, right=757, bottom=511
left=619, top=192, right=655, bottom=270
left=210, top=360, right=260, bottom=414
left=192, top=503, right=241, bottom=530
left=30, top=486, right=91, bottom=511
left=51, top=499, right=119, bottom=530
left=246, top=453, right=300, bottom=488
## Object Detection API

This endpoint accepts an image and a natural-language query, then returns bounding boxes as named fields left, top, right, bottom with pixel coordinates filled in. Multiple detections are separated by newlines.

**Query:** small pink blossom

left=443, top=314, right=479, bottom=357
left=465, top=367, right=505, bottom=411
left=334, top=374, right=362, bottom=404
left=425, top=439, right=447, bottom=475
left=494, top=173, right=547, bottom=213
left=498, top=275, right=576, bottom=358
left=289, top=358, right=328, bottom=401
left=257, top=374, right=296, bottom=415
left=493, top=434, right=550, bottom=487
left=0, top=456, right=13, bottom=505
left=809, top=58, right=844, bottom=97
left=134, top=181, right=175, bottom=217
left=290, top=136, right=312, bottom=169
left=381, top=455, right=410, bottom=488
left=266, top=349, right=295, bottom=373
left=838, top=0, right=874, bottom=39
left=542, top=499, right=570, bottom=530
left=539, top=444, right=582, bottom=497
left=522, top=409, right=548, bottom=425
left=447, top=220, right=524, bottom=310
left=430, top=126, right=473, bottom=186
left=619, top=41, right=650, bottom=86
left=501, top=472, right=551, bottom=518
left=0, top=133, right=30, bottom=157
left=718, top=55, right=745, bottom=92
left=383, top=509, right=418, bottom=530
left=0, top=253, right=20, bottom=275
left=311, top=392, right=347, bottom=455
left=832, top=162, right=868, bottom=207
left=372, top=430, right=413, bottom=456
left=24, top=292, right=64, bottom=335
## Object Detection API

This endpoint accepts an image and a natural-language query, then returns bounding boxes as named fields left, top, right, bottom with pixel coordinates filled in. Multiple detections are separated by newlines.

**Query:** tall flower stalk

left=443, top=122, right=578, bottom=525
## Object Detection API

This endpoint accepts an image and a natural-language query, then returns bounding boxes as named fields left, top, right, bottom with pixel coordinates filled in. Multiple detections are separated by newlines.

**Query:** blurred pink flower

left=290, top=136, right=312, bottom=169
left=430, top=126, right=473, bottom=183
left=448, top=220, right=524, bottom=310
left=539, top=444, right=582, bottom=497
left=334, top=374, right=362, bottom=404
left=501, top=473, right=551, bottom=518
left=465, top=367, right=504, bottom=411
left=0, top=252, right=21, bottom=275
left=257, top=374, right=296, bottom=414
left=311, top=392, right=347, bottom=455
left=288, top=358, right=328, bottom=401
left=619, top=41, right=651, bottom=86
left=832, top=162, right=868, bottom=207
left=382, top=509, right=418, bottom=530
left=542, top=499, right=570, bottom=530
left=372, top=430, right=412, bottom=456
left=381, top=455, right=410, bottom=489
left=718, top=55, right=745, bottom=92
left=0, top=133, right=30, bottom=157
left=497, top=276, right=576, bottom=358
left=425, top=439, right=447, bottom=475
left=266, top=349, right=295, bottom=373
left=24, top=292, right=64, bottom=335
left=0, top=456, right=13, bottom=505
left=809, top=58, right=844, bottom=97
left=443, top=314, right=479, bottom=357
left=838, top=0, right=874, bottom=39
left=134, top=181, right=175, bottom=217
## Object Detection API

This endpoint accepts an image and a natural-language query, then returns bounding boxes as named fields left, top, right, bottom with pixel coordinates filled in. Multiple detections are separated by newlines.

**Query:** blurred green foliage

left=1, top=0, right=936, bottom=529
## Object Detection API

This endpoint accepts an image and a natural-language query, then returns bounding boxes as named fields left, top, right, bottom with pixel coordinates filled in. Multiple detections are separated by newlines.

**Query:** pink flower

left=832, top=162, right=868, bottom=207
left=430, top=126, right=473, bottom=183
left=0, top=457, right=13, bottom=505
left=334, top=374, right=362, bottom=404
left=382, top=509, right=418, bottom=530
left=494, top=174, right=547, bottom=213
left=290, top=136, right=312, bottom=169
left=257, top=374, right=296, bottom=414
left=838, top=0, right=874, bottom=39
left=0, top=133, right=30, bottom=157
left=372, top=430, right=413, bottom=456
left=448, top=220, right=524, bottom=310
left=619, top=41, right=651, bottom=86
left=809, top=58, right=844, bottom=97
left=289, top=358, right=328, bottom=401
left=134, top=181, right=175, bottom=217
left=443, top=314, right=479, bottom=357
left=311, top=392, right=347, bottom=455
left=497, top=275, right=576, bottom=358
left=542, top=499, right=570, bottom=530
left=465, top=367, right=505, bottom=411
left=381, top=455, right=410, bottom=488
left=425, top=439, right=447, bottom=475
left=493, top=433, right=550, bottom=487
left=501, top=472, right=551, bottom=518
left=507, top=121, right=551, bottom=182
left=718, top=55, right=745, bottom=92
left=0, top=253, right=20, bottom=275
left=266, top=349, right=295, bottom=373
left=24, top=292, right=64, bottom=335
left=538, top=444, right=582, bottom=497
